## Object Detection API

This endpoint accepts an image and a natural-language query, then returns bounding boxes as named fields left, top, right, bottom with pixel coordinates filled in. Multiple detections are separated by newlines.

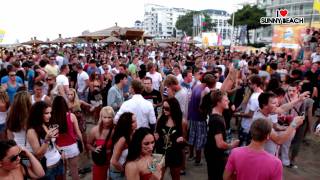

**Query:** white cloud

left=0, top=0, right=253, bottom=44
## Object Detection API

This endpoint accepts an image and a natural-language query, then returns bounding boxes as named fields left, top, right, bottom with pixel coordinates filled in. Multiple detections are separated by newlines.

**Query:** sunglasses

left=46, top=78, right=53, bottom=81
left=163, top=106, right=170, bottom=111
left=9, top=149, right=22, bottom=162
left=9, top=74, right=16, bottom=77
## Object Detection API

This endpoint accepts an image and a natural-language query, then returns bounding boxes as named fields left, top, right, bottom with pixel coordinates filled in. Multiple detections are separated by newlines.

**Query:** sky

left=0, top=0, right=255, bottom=44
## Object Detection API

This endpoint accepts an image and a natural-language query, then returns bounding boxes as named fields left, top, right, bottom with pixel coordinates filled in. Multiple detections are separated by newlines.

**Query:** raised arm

left=220, top=65, right=237, bottom=93
left=22, top=148, right=45, bottom=179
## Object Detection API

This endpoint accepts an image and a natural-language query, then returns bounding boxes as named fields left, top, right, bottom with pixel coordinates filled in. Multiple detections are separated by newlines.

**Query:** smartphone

left=233, top=59, right=240, bottom=69
left=20, top=151, right=30, bottom=166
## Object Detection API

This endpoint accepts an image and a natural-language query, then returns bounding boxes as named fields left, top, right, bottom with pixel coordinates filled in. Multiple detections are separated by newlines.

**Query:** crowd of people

left=0, top=28, right=320, bottom=180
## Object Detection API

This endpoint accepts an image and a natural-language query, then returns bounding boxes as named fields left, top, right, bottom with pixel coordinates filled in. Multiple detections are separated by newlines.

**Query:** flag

left=201, top=15, right=206, bottom=32
left=217, top=34, right=222, bottom=46
left=0, top=29, right=5, bottom=43
left=314, top=0, right=320, bottom=13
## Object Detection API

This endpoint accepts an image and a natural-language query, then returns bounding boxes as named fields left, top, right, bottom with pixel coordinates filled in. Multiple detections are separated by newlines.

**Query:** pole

left=310, top=8, right=314, bottom=28
left=231, top=12, right=235, bottom=49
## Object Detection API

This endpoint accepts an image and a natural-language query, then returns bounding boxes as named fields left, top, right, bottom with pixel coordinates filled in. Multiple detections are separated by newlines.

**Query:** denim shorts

left=109, top=166, right=125, bottom=180
left=0, top=123, right=5, bottom=133
left=45, top=160, right=64, bottom=180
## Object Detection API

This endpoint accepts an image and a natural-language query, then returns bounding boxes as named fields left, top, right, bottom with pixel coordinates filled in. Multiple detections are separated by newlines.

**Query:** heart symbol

left=279, top=9, right=288, bottom=17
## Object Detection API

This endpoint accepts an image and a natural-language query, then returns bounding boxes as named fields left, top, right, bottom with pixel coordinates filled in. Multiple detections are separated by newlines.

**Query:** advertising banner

left=202, top=32, right=218, bottom=47
left=272, top=23, right=320, bottom=52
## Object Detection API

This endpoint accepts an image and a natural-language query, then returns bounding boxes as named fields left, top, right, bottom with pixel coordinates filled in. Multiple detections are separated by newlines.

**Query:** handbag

left=91, top=128, right=113, bottom=166
left=77, top=139, right=84, bottom=153
left=40, top=156, right=48, bottom=172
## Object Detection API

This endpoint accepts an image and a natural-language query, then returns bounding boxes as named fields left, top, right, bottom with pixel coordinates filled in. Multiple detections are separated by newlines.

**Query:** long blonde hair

left=69, top=88, right=81, bottom=107
left=98, top=106, right=114, bottom=134
left=0, top=87, right=10, bottom=110
left=6, top=91, right=31, bottom=132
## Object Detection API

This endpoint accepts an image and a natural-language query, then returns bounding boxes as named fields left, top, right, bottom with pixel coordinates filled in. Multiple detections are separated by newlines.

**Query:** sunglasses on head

left=9, top=149, right=22, bottom=162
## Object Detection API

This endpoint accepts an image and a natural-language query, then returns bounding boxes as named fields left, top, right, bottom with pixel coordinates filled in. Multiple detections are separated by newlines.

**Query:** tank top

left=13, top=130, right=32, bottom=152
left=56, top=113, right=76, bottom=147
left=31, top=95, right=46, bottom=104
left=119, top=149, right=128, bottom=166
left=39, top=139, right=61, bottom=167
left=95, top=137, right=113, bottom=164
left=0, top=111, right=7, bottom=124
left=140, top=172, right=152, bottom=180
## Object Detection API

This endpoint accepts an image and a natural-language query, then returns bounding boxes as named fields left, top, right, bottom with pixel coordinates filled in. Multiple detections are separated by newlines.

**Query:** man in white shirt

left=173, top=64, right=183, bottom=84
left=311, top=46, right=320, bottom=63
left=115, top=80, right=156, bottom=131
left=76, top=63, right=89, bottom=101
left=56, top=54, right=64, bottom=68
left=235, top=75, right=263, bottom=146
left=164, top=75, right=189, bottom=120
left=56, top=64, right=70, bottom=99
left=146, top=62, right=162, bottom=91
left=252, top=92, right=308, bottom=157
left=303, top=28, right=312, bottom=44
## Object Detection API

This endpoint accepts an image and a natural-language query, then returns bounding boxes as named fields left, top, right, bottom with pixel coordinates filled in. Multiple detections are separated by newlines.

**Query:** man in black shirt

left=142, top=77, right=162, bottom=118
left=204, top=90, right=239, bottom=180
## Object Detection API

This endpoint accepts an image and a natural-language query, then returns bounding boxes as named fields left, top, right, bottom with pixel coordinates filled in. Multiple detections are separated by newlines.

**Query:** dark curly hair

left=156, top=97, right=183, bottom=137
left=126, top=127, right=154, bottom=162
left=0, top=140, right=17, bottom=160
left=50, top=96, right=68, bottom=133
left=27, top=101, right=50, bottom=140
left=112, top=112, right=134, bottom=147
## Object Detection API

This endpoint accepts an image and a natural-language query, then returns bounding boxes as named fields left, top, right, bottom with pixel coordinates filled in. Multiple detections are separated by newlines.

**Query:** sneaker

left=285, top=163, right=298, bottom=169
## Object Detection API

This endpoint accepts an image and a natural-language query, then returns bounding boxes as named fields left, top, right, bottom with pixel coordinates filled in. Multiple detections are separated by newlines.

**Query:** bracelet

left=44, top=139, right=50, bottom=144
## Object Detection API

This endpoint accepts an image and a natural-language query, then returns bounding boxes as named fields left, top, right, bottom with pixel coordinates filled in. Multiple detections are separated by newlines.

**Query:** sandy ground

left=68, top=117, right=320, bottom=180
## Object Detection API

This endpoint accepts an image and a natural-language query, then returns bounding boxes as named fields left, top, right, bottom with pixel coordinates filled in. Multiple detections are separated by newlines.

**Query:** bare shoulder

left=115, top=137, right=127, bottom=148
left=125, top=161, right=138, bottom=171
left=26, top=128, right=37, bottom=137
left=89, top=126, right=99, bottom=136
left=69, top=113, right=77, bottom=122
